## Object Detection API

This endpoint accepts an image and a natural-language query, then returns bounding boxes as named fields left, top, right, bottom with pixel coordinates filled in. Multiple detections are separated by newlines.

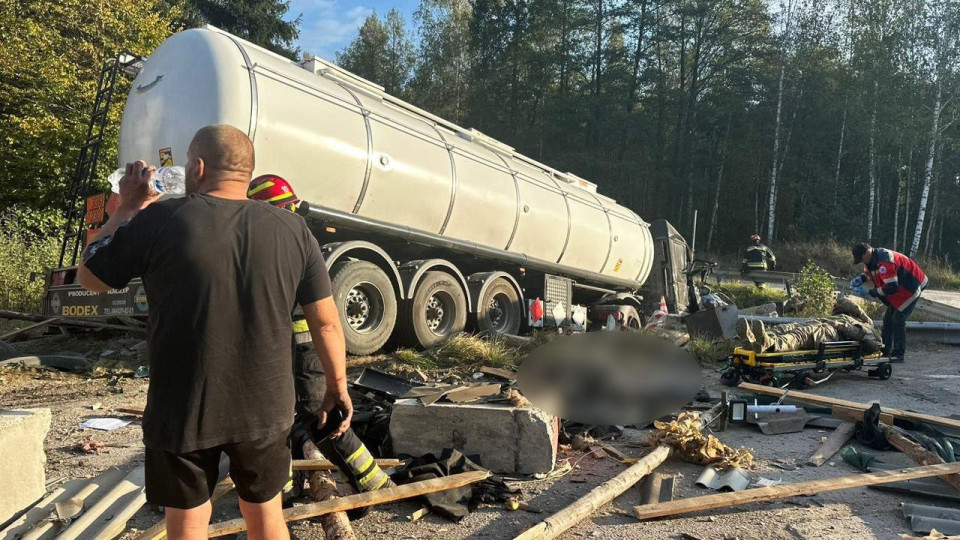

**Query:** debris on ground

left=649, top=412, right=754, bottom=469
left=76, top=438, right=108, bottom=454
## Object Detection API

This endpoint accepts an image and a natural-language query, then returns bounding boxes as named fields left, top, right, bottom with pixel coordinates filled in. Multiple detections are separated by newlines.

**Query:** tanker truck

left=44, top=26, right=691, bottom=354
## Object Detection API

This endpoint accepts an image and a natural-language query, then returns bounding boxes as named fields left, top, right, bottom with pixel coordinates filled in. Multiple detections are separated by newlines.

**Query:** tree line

left=2, top=0, right=958, bottom=263
left=335, top=0, right=960, bottom=260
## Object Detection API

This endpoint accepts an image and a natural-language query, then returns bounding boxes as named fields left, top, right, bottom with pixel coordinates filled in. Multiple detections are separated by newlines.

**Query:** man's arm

left=77, top=161, right=161, bottom=292
left=302, top=296, right=352, bottom=438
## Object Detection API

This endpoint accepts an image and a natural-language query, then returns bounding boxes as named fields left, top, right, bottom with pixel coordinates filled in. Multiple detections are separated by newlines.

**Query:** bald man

left=78, top=125, right=352, bottom=540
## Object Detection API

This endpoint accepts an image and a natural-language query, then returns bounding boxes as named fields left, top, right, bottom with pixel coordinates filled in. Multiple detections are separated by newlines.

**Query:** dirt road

left=1, top=339, right=958, bottom=539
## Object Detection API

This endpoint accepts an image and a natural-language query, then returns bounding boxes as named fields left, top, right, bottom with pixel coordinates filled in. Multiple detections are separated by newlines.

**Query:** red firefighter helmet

left=247, top=174, right=300, bottom=212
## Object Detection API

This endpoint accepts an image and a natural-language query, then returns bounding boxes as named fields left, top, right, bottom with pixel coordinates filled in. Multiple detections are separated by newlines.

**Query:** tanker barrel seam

left=302, top=202, right=641, bottom=291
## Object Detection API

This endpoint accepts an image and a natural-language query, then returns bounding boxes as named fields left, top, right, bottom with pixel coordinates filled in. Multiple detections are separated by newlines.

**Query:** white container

left=118, top=27, right=654, bottom=286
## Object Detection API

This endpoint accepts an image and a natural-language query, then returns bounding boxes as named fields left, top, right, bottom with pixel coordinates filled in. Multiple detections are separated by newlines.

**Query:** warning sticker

left=158, top=147, right=174, bottom=167
left=613, top=258, right=623, bottom=272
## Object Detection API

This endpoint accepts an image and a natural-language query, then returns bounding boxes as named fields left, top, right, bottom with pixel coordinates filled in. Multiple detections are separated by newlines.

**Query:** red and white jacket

left=859, top=248, right=927, bottom=311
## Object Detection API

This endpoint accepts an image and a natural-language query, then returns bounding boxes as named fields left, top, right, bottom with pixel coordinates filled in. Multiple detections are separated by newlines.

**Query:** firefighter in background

left=850, top=243, right=927, bottom=363
left=248, top=175, right=394, bottom=511
left=742, top=234, right=777, bottom=287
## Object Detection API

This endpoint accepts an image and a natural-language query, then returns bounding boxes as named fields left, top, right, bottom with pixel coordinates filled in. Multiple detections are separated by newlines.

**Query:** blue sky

left=287, top=0, right=419, bottom=60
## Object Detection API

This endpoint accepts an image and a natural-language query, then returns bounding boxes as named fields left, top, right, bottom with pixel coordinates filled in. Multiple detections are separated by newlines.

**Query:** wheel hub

left=345, top=287, right=371, bottom=329
left=425, top=295, right=446, bottom=332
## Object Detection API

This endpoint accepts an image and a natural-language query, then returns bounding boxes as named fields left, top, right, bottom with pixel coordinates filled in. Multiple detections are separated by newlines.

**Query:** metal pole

left=692, top=210, right=698, bottom=253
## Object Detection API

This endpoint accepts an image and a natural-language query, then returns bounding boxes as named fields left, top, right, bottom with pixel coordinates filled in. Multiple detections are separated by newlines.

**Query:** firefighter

left=850, top=243, right=927, bottom=363
left=248, top=175, right=394, bottom=509
left=742, top=234, right=777, bottom=287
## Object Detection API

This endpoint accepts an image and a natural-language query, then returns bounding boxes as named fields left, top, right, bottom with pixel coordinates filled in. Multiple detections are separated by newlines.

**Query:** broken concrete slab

left=0, top=409, right=51, bottom=526
left=390, top=399, right=558, bottom=474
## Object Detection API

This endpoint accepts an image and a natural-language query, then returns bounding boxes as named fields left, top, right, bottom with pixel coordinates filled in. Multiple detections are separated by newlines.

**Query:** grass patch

left=391, top=333, right=523, bottom=371
left=687, top=337, right=736, bottom=364
left=716, top=282, right=787, bottom=308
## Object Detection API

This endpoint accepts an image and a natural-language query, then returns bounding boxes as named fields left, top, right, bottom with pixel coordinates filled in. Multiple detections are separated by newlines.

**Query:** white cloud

left=290, top=0, right=374, bottom=59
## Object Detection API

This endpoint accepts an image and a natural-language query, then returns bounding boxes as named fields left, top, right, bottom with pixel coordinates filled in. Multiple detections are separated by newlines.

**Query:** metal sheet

left=695, top=466, right=750, bottom=492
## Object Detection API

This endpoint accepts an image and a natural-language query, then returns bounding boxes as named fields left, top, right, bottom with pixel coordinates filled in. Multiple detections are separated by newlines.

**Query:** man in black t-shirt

left=77, top=125, right=352, bottom=539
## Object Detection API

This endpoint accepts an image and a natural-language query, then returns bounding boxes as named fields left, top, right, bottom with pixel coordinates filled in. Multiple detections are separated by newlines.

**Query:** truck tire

left=330, top=260, right=397, bottom=356
left=399, top=271, right=467, bottom=348
left=475, top=278, right=522, bottom=336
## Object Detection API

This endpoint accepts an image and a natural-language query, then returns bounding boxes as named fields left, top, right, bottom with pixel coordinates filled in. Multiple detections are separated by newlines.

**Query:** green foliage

left=793, top=262, right=836, bottom=317
left=0, top=0, right=177, bottom=216
left=0, top=209, right=62, bottom=314
left=174, top=0, right=301, bottom=59
left=334, top=9, right=414, bottom=96
left=717, top=282, right=787, bottom=309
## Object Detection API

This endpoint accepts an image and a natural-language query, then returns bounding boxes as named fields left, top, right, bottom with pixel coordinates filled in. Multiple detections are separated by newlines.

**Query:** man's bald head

left=189, top=124, right=254, bottom=175
left=185, top=125, right=255, bottom=195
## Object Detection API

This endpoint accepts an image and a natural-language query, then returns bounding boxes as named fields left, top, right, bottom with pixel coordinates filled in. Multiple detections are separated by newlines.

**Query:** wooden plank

left=0, top=318, right=62, bottom=341
left=830, top=404, right=893, bottom=425
left=738, top=382, right=960, bottom=430
left=136, top=479, right=235, bottom=540
left=513, top=445, right=672, bottom=540
left=634, top=462, right=960, bottom=520
left=292, top=458, right=403, bottom=471
left=114, top=407, right=144, bottom=417
left=806, top=422, right=856, bottom=467
left=207, top=471, right=490, bottom=537
left=880, top=423, right=960, bottom=492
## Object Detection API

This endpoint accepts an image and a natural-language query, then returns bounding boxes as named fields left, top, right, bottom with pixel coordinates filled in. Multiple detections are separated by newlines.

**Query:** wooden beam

left=308, top=471, right=357, bottom=540
left=830, top=404, right=893, bottom=425
left=207, top=470, right=490, bottom=537
left=292, top=458, right=403, bottom=471
left=738, top=382, right=960, bottom=430
left=0, top=317, right=62, bottom=341
left=634, top=462, right=960, bottom=520
left=880, top=423, right=960, bottom=492
left=806, top=422, right=856, bottom=467
left=137, top=478, right=235, bottom=540
left=514, top=445, right=672, bottom=540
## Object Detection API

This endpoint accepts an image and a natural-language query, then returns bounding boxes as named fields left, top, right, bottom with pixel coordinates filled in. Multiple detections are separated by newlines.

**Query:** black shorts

left=145, top=427, right=292, bottom=509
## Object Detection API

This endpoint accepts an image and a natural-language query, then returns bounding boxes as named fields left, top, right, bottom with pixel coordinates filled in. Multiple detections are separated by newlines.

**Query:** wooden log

left=292, top=458, right=403, bottom=471
left=634, top=462, right=960, bottom=520
left=136, top=478, right=235, bottom=540
left=207, top=470, right=490, bottom=537
left=880, top=423, right=960, bottom=492
left=806, top=422, right=856, bottom=467
left=738, top=382, right=960, bottom=430
left=513, top=445, right=672, bottom=540
left=308, top=472, right=357, bottom=540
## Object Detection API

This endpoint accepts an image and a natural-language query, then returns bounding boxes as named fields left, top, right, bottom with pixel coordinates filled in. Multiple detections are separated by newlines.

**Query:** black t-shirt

left=85, top=193, right=332, bottom=453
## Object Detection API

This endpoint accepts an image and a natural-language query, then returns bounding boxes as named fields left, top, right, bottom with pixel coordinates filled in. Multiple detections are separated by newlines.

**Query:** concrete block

left=390, top=399, right=557, bottom=474
left=0, top=409, right=51, bottom=526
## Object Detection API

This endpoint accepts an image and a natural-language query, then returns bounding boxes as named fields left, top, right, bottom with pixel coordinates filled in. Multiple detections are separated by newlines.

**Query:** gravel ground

left=1, top=335, right=958, bottom=540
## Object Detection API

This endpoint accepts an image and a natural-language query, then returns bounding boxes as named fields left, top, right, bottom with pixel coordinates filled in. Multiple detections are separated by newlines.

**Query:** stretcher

left=720, top=340, right=892, bottom=389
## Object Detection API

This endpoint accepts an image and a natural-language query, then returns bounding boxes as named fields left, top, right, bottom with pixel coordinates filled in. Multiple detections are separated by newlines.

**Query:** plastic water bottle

left=106, top=166, right=186, bottom=196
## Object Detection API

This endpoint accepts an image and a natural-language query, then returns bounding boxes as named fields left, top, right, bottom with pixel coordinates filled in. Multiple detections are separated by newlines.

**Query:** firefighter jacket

left=858, top=248, right=927, bottom=311
left=743, top=243, right=776, bottom=271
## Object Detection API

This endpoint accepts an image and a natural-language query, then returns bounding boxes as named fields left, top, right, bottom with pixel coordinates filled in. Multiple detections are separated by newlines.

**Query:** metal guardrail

left=714, top=269, right=960, bottom=322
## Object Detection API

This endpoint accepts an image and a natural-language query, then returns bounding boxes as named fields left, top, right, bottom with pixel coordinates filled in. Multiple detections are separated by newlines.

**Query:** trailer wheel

left=475, top=278, right=522, bottom=336
left=720, top=369, right=742, bottom=387
left=330, top=260, right=397, bottom=355
left=399, top=271, right=467, bottom=348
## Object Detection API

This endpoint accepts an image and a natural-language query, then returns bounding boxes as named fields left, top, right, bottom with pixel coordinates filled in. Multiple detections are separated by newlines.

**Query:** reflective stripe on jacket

left=860, top=248, right=927, bottom=311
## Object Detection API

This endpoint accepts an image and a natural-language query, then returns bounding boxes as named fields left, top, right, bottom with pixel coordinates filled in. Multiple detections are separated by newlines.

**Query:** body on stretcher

left=721, top=340, right=892, bottom=389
